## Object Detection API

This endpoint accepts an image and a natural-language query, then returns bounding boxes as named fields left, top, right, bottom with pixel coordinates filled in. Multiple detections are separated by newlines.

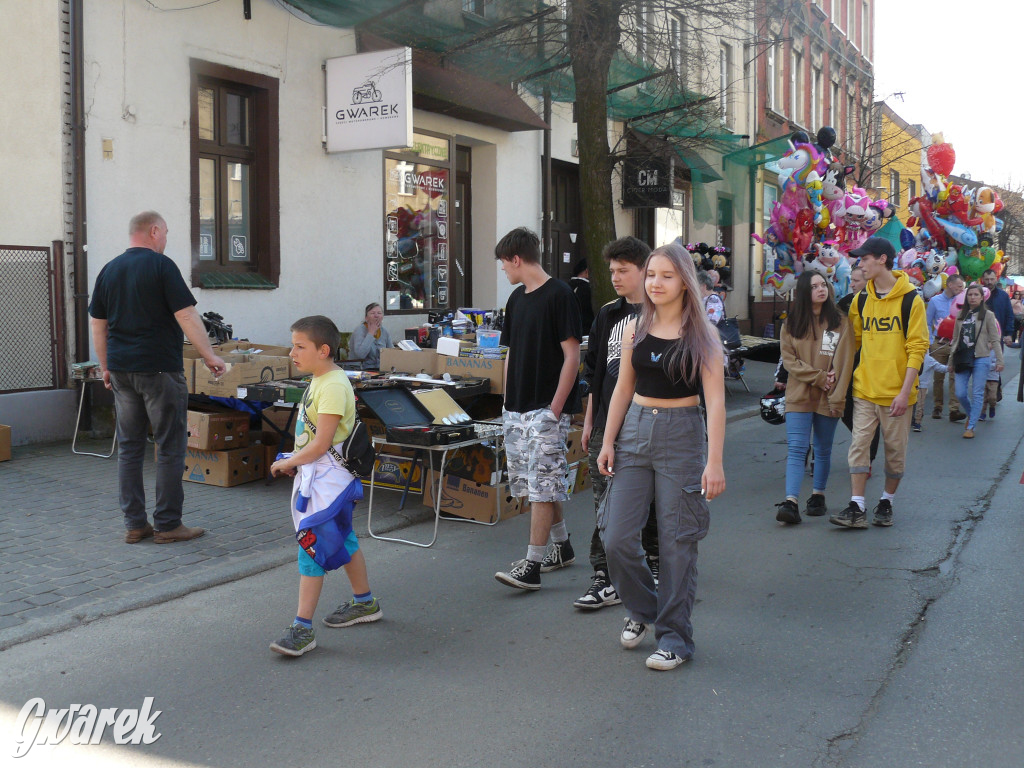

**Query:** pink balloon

left=944, top=266, right=958, bottom=276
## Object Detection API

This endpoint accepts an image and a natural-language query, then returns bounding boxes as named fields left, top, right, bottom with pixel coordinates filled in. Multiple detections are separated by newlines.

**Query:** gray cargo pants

left=599, top=403, right=709, bottom=659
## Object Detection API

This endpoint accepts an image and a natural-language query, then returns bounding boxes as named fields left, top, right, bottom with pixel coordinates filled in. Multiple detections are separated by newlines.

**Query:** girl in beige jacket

left=950, top=284, right=1004, bottom=437
left=775, top=271, right=854, bottom=524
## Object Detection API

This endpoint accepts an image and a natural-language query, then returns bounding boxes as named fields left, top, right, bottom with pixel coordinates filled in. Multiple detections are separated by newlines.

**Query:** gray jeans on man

left=588, top=426, right=658, bottom=571
left=110, top=371, right=188, bottom=532
left=599, top=403, right=710, bottom=659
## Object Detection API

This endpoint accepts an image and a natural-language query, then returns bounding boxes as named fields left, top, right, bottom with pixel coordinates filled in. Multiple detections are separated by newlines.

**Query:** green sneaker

left=322, top=598, right=383, bottom=628
left=270, top=624, right=316, bottom=657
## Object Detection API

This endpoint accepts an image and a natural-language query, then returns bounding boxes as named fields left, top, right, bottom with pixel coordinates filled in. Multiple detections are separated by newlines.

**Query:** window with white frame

left=846, top=92, right=855, bottom=145
left=862, top=1, right=871, bottom=58
left=671, top=13, right=686, bottom=85
left=908, top=179, right=916, bottom=201
left=636, top=2, right=651, bottom=63
left=830, top=81, right=839, bottom=127
left=812, top=68, right=823, bottom=129
left=766, top=44, right=776, bottom=111
left=849, top=0, right=856, bottom=43
left=790, top=51, right=803, bottom=126
left=720, top=43, right=732, bottom=126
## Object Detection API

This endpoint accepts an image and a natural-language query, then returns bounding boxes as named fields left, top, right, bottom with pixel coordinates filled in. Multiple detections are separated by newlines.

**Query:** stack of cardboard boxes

left=179, top=406, right=265, bottom=487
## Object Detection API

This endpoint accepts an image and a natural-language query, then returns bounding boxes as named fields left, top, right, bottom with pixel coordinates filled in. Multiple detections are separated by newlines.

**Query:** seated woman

left=349, top=302, right=392, bottom=370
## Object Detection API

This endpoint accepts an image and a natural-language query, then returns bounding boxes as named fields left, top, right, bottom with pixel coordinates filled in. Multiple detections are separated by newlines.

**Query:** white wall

left=0, top=0, right=64, bottom=246
left=80, top=0, right=549, bottom=348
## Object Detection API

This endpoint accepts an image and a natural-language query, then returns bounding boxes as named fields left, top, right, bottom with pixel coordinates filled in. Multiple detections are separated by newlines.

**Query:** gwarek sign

left=325, top=48, right=412, bottom=153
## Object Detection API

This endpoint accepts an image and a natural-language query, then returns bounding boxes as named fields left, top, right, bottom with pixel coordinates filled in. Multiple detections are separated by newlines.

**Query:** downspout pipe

left=542, top=87, right=552, bottom=271
left=70, top=0, right=89, bottom=363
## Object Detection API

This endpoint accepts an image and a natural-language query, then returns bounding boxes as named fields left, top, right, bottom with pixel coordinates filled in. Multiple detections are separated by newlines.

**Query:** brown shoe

left=125, top=523, right=154, bottom=544
left=962, top=429, right=974, bottom=439
left=153, top=525, right=206, bottom=544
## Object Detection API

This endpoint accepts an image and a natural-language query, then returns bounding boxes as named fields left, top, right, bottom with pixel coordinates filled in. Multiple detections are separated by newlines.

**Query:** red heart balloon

left=927, top=142, right=955, bottom=177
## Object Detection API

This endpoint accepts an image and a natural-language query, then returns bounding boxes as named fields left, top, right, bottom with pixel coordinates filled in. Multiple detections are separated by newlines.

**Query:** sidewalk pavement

left=0, top=360, right=777, bottom=651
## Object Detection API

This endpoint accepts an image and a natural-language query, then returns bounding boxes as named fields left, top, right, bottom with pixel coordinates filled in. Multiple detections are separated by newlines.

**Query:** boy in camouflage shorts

left=492, top=228, right=583, bottom=591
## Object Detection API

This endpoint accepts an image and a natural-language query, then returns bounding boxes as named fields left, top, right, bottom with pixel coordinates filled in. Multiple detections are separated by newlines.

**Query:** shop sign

left=325, top=48, right=412, bottom=153
left=622, top=157, right=672, bottom=208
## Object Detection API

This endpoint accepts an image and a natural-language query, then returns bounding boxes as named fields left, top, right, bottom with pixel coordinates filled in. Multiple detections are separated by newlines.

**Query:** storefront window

left=383, top=132, right=452, bottom=312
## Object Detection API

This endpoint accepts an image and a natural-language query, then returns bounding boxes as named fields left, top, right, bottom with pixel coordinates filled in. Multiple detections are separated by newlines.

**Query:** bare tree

left=849, top=100, right=924, bottom=193
left=473, top=1, right=754, bottom=301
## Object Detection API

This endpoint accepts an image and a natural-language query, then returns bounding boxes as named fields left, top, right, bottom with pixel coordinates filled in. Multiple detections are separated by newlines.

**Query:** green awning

left=722, top=135, right=793, bottom=168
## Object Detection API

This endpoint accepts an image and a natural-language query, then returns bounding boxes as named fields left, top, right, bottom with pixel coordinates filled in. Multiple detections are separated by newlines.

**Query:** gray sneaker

left=270, top=624, right=317, bottom=657
left=322, top=598, right=383, bottom=628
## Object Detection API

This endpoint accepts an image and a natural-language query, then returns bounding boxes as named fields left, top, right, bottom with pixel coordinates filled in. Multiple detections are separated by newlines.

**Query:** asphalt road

left=2, top=377, right=1022, bottom=767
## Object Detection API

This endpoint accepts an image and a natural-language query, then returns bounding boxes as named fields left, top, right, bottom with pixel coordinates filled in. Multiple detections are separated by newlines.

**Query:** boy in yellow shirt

left=269, top=315, right=381, bottom=657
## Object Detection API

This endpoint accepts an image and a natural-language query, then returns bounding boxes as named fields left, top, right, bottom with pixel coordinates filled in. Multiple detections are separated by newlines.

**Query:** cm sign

left=325, top=48, right=412, bottom=153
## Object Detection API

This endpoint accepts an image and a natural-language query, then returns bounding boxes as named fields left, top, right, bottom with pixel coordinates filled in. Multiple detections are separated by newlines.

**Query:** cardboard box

left=193, top=354, right=290, bottom=397
left=187, top=407, right=250, bottom=450
left=254, top=430, right=293, bottom=474
left=219, top=340, right=293, bottom=357
left=438, top=354, right=504, bottom=394
left=422, top=473, right=524, bottom=523
left=568, top=459, right=592, bottom=494
left=182, top=445, right=264, bottom=487
left=378, top=348, right=440, bottom=375
left=565, top=426, right=586, bottom=464
left=444, top=441, right=503, bottom=484
left=371, top=453, right=426, bottom=494
left=0, top=424, right=11, bottom=462
left=260, top=405, right=298, bottom=434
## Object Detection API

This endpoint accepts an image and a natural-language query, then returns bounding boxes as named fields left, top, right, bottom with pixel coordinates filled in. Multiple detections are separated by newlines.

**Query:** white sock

left=851, top=496, right=866, bottom=511
left=550, top=521, right=569, bottom=543
left=881, top=491, right=895, bottom=503
left=526, top=545, right=546, bottom=563
left=812, top=489, right=824, bottom=496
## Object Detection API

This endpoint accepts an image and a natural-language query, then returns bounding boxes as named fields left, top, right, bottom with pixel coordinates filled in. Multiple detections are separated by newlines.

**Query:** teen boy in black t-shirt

left=494, top=228, right=583, bottom=591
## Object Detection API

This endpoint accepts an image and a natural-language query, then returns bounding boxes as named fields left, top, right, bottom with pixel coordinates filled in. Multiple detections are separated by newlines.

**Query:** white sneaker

left=620, top=618, right=648, bottom=649
left=573, top=570, right=621, bottom=610
left=646, top=649, right=688, bottom=670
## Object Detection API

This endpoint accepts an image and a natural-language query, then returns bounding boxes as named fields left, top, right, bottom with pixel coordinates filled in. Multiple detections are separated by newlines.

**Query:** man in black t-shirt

left=576, top=237, right=659, bottom=610
left=89, top=211, right=225, bottom=544
left=493, top=228, right=583, bottom=591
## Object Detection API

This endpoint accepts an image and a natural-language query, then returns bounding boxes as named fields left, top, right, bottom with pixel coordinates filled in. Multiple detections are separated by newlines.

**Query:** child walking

left=269, top=315, right=381, bottom=657
left=774, top=271, right=853, bottom=524
left=597, top=242, right=726, bottom=671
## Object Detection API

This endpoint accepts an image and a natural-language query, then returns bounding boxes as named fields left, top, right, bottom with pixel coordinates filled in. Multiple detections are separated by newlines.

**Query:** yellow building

left=876, top=103, right=926, bottom=225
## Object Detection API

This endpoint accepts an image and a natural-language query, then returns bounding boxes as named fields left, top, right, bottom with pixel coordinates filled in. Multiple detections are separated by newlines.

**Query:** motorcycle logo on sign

left=351, top=81, right=382, bottom=104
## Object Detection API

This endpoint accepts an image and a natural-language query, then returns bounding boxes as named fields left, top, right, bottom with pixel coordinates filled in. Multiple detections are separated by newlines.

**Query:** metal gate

left=0, top=245, right=63, bottom=393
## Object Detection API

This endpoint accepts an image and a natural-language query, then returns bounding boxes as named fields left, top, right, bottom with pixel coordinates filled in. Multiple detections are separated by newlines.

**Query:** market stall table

left=366, top=427, right=504, bottom=549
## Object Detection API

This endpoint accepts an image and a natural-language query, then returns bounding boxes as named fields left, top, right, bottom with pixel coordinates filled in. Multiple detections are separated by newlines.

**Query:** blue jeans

left=110, top=371, right=188, bottom=532
left=785, top=411, right=840, bottom=499
left=954, top=355, right=993, bottom=429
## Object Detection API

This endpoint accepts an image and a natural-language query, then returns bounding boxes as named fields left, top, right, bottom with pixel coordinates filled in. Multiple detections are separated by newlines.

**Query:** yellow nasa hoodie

left=848, top=270, right=929, bottom=406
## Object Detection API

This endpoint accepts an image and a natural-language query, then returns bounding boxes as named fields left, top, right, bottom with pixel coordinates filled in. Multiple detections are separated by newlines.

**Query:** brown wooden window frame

left=189, top=59, right=279, bottom=288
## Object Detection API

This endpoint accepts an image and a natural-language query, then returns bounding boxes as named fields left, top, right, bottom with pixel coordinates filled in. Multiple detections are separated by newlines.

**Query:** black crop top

left=631, top=334, right=701, bottom=398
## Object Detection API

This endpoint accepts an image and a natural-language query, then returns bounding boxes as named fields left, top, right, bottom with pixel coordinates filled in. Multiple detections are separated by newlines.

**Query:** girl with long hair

left=950, top=284, right=1004, bottom=438
left=774, top=271, right=854, bottom=524
left=597, top=242, right=725, bottom=671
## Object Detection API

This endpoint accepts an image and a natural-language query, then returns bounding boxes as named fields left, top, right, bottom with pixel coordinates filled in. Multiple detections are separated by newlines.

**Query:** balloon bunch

left=756, top=126, right=883, bottom=297
left=684, top=242, right=732, bottom=286
left=905, top=133, right=1007, bottom=284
